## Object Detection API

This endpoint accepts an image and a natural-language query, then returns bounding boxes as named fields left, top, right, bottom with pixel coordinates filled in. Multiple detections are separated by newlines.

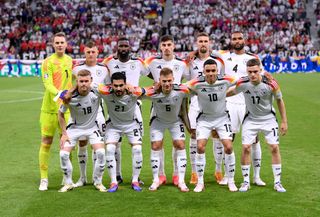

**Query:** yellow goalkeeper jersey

left=40, top=53, right=73, bottom=113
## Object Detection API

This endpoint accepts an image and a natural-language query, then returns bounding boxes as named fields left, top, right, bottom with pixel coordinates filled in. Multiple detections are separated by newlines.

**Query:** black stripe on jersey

left=196, top=112, right=203, bottom=122
left=238, top=76, right=250, bottom=83
left=74, top=61, right=86, bottom=67
left=216, top=75, right=224, bottom=81
left=242, top=112, right=250, bottom=124
left=66, top=123, right=74, bottom=130
left=72, top=91, right=79, bottom=98
left=149, top=116, right=157, bottom=126
left=175, top=56, right=184, bottom=61
left=106, top=118, right=111, bottom=125
left=226, top=110, right=231, bottom=120
left=97, top=62, right=106, bottom=67
left=261, top=75, right=269, bottom=84
left=100, top=101, right=105, bottom=116
left=245, top=52, right=258, bottom=58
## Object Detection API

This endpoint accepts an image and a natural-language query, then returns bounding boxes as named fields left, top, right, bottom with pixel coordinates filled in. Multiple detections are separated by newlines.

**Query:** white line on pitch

left=0, top=97, right=43, bottom=104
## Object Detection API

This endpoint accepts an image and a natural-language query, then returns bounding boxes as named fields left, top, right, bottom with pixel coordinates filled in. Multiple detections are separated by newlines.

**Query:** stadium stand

left=0, top=0, right=318, bottom=60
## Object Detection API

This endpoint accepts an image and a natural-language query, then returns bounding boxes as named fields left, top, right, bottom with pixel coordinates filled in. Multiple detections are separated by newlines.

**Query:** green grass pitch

left=0, top=73, right=319, bottom=217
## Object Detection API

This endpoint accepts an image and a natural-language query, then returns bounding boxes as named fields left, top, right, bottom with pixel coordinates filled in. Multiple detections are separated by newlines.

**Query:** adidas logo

left=227, top=57, right=232, bottom=61
left=193, top=66, right=198, bottom=70
left=157, top=65, right=162, bottom=69
left=157, top=99, right=163, bottom=103
left=245, top=90, right=251, bottom=94
left=201, top=88, right=207, bottom=92
left=114, top=65, right=120, bottom=69
left=180, top=134, right=185, bottom=138
left=76, top=103, right=81, bottom=107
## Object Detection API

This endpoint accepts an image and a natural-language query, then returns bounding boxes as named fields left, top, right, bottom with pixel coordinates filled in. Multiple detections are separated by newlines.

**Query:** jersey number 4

left=233, top=64, right=238, bottom=73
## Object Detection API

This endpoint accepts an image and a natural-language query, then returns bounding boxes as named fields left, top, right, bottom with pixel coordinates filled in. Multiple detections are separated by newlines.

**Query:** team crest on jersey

left=173, top=65, right=179, bottom=72
left=96, top=70, right=102, bottom=77
left=91, top=98, right=97, bottom=104
left=130, top=63, right=136, bottom=70
left=173, top=96, right=179, bottom=102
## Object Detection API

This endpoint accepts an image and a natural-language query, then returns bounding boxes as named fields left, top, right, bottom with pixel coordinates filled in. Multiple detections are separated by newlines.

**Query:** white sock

left=225, top=152, right=236, bottom=183
left=150, top=150, right=160, bottom=182
left=176, top=149, right=187, bottom=184
left=93, top=148, right=105, bottom=185
left=252, top=141, right=262, bottom=179
left=77, top=146, right=87, bottom=180
left=195, top=153, right=206, bottom=184
left=115, top=142, right=122, bottom=177
left=60, top=150, right=73, bottom=185
left=241, top=165, right=251, bottom=184
left=189, top=138, right=197, bottom=173
left=213, top=138, right=224, bottom=172
left=106, top=144, right=117, bottom=184
left=159, top=148, right=165, bottom=176
left=132, top=145, right=143, bottom=183
left=272, top=164, right=282, bottom=184
left=92, top=150, right=96, bottom=181
left=172, top=147, right=178, bottom=176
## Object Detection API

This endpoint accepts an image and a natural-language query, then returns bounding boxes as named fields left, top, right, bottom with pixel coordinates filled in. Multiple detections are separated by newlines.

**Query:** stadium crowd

left=0, top=0, right=317, bottom=60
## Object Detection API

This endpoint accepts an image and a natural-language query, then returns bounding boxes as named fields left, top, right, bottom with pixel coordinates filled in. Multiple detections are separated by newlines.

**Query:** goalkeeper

left=38, top=32, right=73, bottom=191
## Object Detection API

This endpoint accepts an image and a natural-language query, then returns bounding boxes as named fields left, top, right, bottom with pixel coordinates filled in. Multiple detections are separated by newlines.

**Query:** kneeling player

left=145, top=68, right=189, bottom=192
left=229, top=59, right=288, bottom=192
left=58, top=69, right=106, bottom=192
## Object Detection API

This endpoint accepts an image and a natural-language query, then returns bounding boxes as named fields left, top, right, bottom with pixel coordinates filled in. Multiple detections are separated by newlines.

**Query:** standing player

left=186, top=59, right=237, bottom=192
left=187, top=32, right=225, bottom=184
left=144, top=68, right=189, bottom=192
left=229, top=59, right=287, bottom=192
left=145, top=35, right=189, bottom=186
left=38, top=32, right=73, bottom=191
left=58, top=69, right=106, bottom=192
left=72, top=41, right=110, bottom=187
left=97, top=72, right=144, bottom=192
left=213, top=31, right=266, bottom=186
left=103, top=37, right=147, bottom=184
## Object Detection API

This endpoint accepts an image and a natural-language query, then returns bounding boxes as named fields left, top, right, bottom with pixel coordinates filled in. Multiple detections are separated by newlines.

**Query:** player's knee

left=197, top=145, right=205, bottom=154
left=95, top=148, right=105, bottom=160
left=151, top=142, right=162, bottom=150
left=243, top=144, right=251, bottom=154
left=106, top=144, right=116, bottom=156
left=224, top=143, right=233, bottom=154
left=191, top=130, right=196, bottom=139
left=132, top=145, right=142, bottom=155
left=60, top=150, right=70, bottom=161
left=174, top=141, right=185, bottom=150
left=41, top=136, right=53, bottom=145
left=270, top=144, right=279, bottom=154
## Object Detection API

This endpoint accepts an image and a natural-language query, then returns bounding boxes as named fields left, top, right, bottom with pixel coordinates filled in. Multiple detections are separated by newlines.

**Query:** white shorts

left=105, top=121, right=142, bottom=144
left=242, top=117, right=279, bottom=145
left=78, top=111, right=106, bottom=141
left=226, top=101, right=246, bottom=133
left=135, top=100, right=144, bottom=135
left=188, top=97, right=199, bottom=130
left=196, top=114, right=233, bottom=140
left=150, top=118, right=186, bottom=142
left=65, top=125, right=104, bottom=147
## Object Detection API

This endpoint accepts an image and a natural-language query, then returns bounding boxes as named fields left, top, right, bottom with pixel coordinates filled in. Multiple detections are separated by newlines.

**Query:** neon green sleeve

left=41, top=59, right=59, bottom=95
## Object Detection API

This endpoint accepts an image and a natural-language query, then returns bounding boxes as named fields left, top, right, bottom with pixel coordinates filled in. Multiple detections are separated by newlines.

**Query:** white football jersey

left=144, top=85, right=188, bottom=124
left=212, top=50, right=261, bottom=104
left=96, top=85, right=144, bottom=127
left=188, top=54, right=225, bottom=106
left=103, top=55, right=148, bottom=86
left=235, top=76, right=282, bottom=121
left=60, top=90, right=101, bottom=129
left=145, top=56, right=189, bottom=84
left=186, top=75, right=236, bottom=119
left=73, top=62, right=110, bottom=85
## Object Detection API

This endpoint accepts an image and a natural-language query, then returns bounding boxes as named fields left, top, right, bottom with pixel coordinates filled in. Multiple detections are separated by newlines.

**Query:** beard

left=118, top=51, right=129, bottom=60
left=199, top=47, right=207, bottom=54
left=233, top=43, right=245, bottom=51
